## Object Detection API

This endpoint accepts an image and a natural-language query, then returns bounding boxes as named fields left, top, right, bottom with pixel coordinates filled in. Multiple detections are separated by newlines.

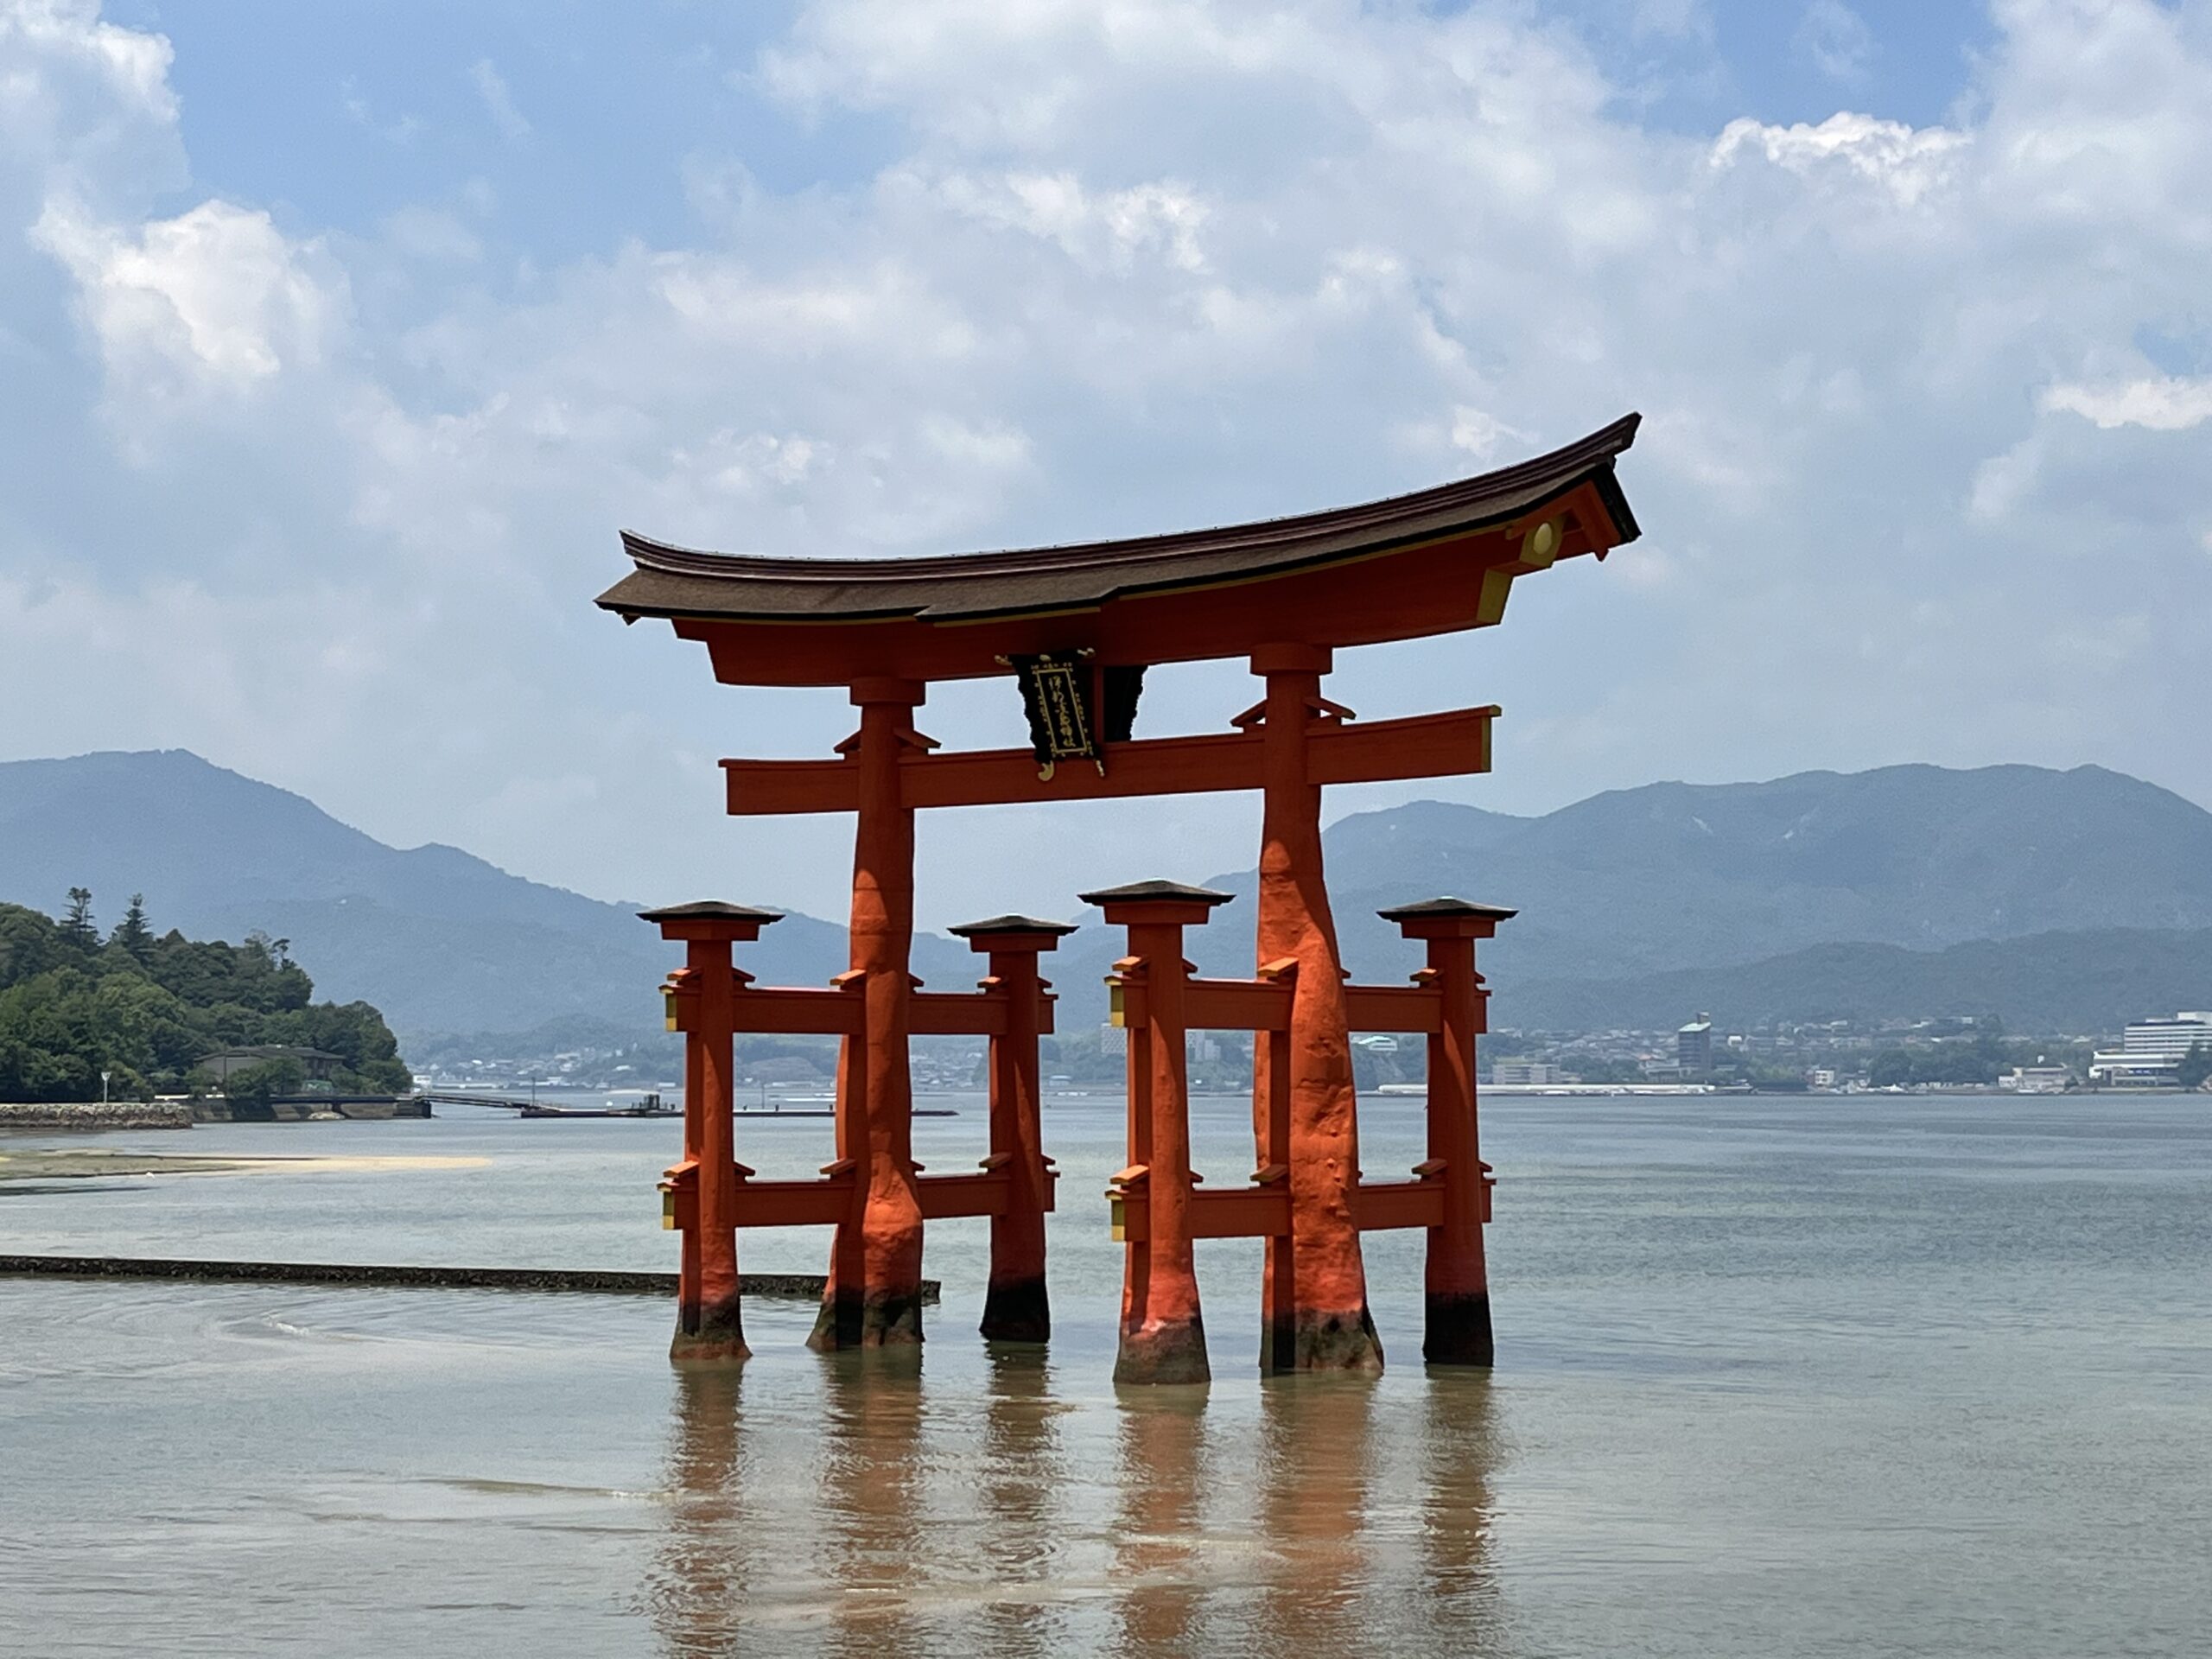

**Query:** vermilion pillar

left=950, top=914, right=1076, bottom=1343
left=812, top=678, right=929, bottom=1350
left=1381, top=898, right=1515, bottom=1366
left=1086, top=880, right=1230, bottom=1386
left=643, top=901, right=782, bottom=1367
left=1249, top=644, right=1382, bottom=1373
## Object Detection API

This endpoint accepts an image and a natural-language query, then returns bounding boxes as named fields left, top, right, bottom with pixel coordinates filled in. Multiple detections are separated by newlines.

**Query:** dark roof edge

left=606, top=412, right=1641, bottom=595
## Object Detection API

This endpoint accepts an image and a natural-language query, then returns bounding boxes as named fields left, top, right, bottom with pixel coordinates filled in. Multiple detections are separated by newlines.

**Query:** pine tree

left=111, top=893, right=153, bottom=959
left=60, top=888, right=97, bottom=950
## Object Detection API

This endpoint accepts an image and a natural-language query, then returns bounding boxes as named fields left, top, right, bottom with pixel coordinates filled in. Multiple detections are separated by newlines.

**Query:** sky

left=3, top=0, right=2208, bottom=930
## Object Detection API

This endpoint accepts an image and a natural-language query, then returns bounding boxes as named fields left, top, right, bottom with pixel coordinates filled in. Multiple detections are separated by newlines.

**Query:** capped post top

left=639, top=900, right=785, bottom=943
left=947, top=913, right=1079, bottom=950
left=1078, top=879, right=1235, bottom=925
left=1078, top=879, right=1235, bottom=907
left=1378, top=895, right=1516, bottom=940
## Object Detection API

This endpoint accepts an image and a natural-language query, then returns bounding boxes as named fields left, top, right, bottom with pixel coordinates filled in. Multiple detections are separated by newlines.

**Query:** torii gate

left=602, top=413, right=1641, bottom=1376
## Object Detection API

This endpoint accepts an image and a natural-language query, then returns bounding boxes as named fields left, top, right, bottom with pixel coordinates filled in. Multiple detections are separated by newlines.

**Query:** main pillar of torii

left=1247, top=644, right=1380, bottom=1371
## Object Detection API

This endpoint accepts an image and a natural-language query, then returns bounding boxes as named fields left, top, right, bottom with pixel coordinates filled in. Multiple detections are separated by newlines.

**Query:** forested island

left=0, top=890, right=411, bottom=1103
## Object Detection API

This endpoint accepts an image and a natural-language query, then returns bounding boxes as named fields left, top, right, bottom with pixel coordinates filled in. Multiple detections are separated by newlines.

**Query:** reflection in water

left=643, top=1354, right=1505, bottom=1658
left=1252, top=1376, right=1376, bottom=1649
left=1111, top=1389, right=1211, bottom=1651
left=1421, top=1372, right=1506, bottom=1644
left=645, top=1370, right=752, bottom=1659
left=820, top=1351, right=926, bottom=1659
left=979, top=1346, right=1068, bottom=1655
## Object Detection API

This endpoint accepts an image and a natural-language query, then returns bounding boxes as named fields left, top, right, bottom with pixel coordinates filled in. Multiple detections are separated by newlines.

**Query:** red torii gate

left=602, top=413, right=1642, bottom=1376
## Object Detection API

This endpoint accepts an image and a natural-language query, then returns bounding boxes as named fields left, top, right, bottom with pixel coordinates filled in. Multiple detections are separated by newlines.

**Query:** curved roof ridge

left=620, top=412, right=1640, bottom=582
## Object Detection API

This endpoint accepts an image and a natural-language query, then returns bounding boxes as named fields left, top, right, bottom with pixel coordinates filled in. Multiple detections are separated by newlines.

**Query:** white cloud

left=33, top=197, right=346, bottom=391
left=1710, top=111, right=1967, bottom=207
left=1, top=0, right=174, bottom=121
left=470, top=58, right=531, bottom=143
left=2040, top=376, right=2212, bottom=430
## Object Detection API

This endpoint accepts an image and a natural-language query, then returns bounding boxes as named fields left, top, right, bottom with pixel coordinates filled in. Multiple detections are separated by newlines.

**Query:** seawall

left=0, top=1255, right=942, bottom=1303
left=0, top=1102, right=194, bottom=1132
left=189, top=1096, right=433, bottom=1123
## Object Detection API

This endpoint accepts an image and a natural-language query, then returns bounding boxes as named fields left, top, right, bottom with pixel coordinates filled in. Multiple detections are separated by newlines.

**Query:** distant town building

left=2088, top=1053, right=2177, bottom=1087
left=2123, top=1013, right=2212, bottom=1061
left=2090, top=1012, right=2212, bottom=1087
left=1999, top=1065, right=2072, bottom=1094
left=1677, top=1014, right=1713, bottom=1075
left=1808, top=1068, right=1840, bottom=1090
left=1491, top=1059, right=1562, bottom=1087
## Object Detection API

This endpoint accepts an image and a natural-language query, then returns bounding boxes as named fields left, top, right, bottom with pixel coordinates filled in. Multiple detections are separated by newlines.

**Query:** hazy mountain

left=1501, top=925, right=2212, bottom=1035
left=1043, top=762, right=2212, bottom=1022
left=0, top=750, right=971, bottom=1041
left=1317, top=761, right=2212, bottom=988
left=4, top=752, right=2207, bottom=1046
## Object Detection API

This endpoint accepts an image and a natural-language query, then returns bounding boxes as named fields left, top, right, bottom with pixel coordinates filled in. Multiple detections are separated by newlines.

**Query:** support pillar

left=1086, top=880, right=1231, bottom=1385
left=1382, top=898, right=1515, bottom=1367
left=643, top=902, right=783, bottom=1367
left=950, top=915, right=1076, bottom=1343
left=1248, top=645, right=1382, bottom=1373
left=812, top=678, right=929, bottom=1350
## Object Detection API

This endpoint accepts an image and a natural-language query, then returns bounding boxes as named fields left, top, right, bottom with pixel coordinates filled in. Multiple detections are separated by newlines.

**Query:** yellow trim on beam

left=1476, top=569, right=1515, bottom=627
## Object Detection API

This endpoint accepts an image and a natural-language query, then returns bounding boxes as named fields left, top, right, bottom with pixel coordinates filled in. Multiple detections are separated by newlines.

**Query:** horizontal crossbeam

left=1109, top=1168, right=1481, bottom=1243
left=1350, top=1179, right=1447, bottom=1231
left=730, top=1171, right=857, bottom=1229
left=908, top=988, right=1056, bottom=1037
left=728, top=985, right=867, bottom=1037
left=1110, top=1182, right=1293, bottom=1244
left=1181, top=978, right=1294, bottom=1032
left=721, top=1166, right=1052, bottom=1229
left=722, top=706, right=1498, bottom=817
left=1343, top=984, right=1444, bottom=1034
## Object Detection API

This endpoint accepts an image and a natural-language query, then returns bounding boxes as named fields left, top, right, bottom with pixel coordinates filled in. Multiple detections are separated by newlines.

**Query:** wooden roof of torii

left=598, top=412, right=1641, bottom=686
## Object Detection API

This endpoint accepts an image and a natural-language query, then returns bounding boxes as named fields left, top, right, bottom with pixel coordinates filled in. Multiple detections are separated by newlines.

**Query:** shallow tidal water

left=3, top=1092, right=2209, bottom=1657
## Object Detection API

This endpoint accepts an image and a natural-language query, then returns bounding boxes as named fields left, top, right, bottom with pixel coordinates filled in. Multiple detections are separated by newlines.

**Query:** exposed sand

left=0, top=1150, right=491, bottom=1184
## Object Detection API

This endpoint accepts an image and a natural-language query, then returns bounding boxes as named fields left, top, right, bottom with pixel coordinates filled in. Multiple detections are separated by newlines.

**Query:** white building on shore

left=2122, top=1014, right=2212, bottom=1061
left=2090, top=1011, right=2212, bottom=1087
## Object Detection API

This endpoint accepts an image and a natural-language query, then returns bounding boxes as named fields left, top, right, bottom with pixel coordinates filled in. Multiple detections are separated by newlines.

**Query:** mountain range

left=0, top=750, right=969, bottom=1039
left=3, top=750, right=2209, bottom=1045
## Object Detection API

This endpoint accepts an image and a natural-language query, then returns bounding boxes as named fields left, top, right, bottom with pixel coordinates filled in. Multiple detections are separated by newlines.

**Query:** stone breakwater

left=189, top=1096, right=431, bottom=1123
left=0, top=1097, right=433, bottom=1129
left=0, top=1255, right=943, bottom=1303
left=0, top=1101, right=193, bottom=1131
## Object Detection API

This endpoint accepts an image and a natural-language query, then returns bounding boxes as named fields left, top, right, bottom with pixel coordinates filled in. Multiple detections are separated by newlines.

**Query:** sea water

left=3, top=1092, right=2208, bottom=1656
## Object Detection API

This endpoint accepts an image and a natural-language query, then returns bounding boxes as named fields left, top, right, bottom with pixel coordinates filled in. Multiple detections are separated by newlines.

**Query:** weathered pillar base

left=1116, top=1315, right=1211, bottom=1386
left=807, top=1288, right=925, bottom=1351
left=670, top=1300, right=750, bottom=1367
left=1422, top=1291, right=1494, bottom=1368
left=980, top=1274, right=1051, bottom=1344
left=1278, top=1304, right=1384, bottom=1374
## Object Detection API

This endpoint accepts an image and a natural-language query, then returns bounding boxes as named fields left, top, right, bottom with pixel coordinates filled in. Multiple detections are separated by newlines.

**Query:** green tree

left=1869, top=1049, right=1916, bottom=1088
left=110, top=894, right=154, bottom=961
left=219, top=1058, right=307, bottom=1118
left=2179, top=1043, right=2212, bottom=1092
left=0, top=898, right=411, bottom=1103
left=59, top=888, right=97, bottom=950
